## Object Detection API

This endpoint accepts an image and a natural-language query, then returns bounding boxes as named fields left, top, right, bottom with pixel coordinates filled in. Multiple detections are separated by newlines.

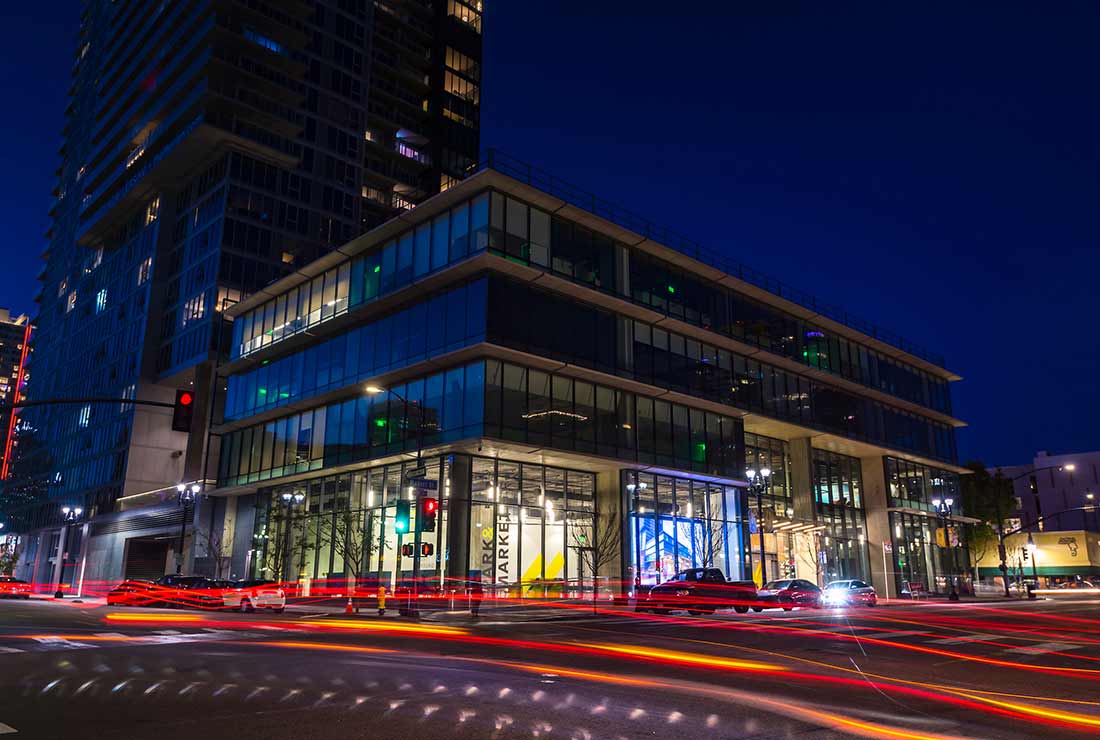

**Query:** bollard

left=377, top=586, right=387, bottom=616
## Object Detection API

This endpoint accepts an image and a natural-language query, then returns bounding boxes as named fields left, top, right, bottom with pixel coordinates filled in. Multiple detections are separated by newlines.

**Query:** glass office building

left=208, top=154, right=966, bottom=597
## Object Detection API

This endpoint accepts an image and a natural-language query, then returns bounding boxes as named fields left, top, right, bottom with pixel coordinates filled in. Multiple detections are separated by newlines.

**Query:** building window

left=444, top=72, right=480, bottom=105
left=145, top=196, right=160, bottom=225
left=445, top=47, right=480, bottom=80
left=95, top=288, right=108, bottom=313
left=66, top=291, right=77, bottom=313
left=57, top=278, right=67, bottom=297
left=243, top=27, right=286, bottom=55
left=181, top=293, right=206, bottom=327
left=448, top=0, right=482, bottom=32
left=137, top=256, right=152, bottom=285
left=78, top=404, right=91, bottom=428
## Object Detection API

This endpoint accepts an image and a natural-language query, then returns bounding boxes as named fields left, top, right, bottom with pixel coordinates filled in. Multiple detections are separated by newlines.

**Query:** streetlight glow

left=364, top=385, right=385, bottom=394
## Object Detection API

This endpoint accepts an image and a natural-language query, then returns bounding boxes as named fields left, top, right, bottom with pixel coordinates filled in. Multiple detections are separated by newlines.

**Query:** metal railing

left=479, top=148, right=948, bottom=368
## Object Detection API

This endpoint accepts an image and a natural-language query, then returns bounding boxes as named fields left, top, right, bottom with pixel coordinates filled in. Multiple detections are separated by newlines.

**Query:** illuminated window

left=95, top=288, right=108, bottom=313
left=66, top=291, right=77, bottom=313
left=120, top=384, right=135, bottom=413
left=447, top=0, right=482, bottom=32
left=243, top=27, right=286, bottom=55
left=125, top=145, right=145, bottom=169
left=281, top=251, right=295, bottom=265
left=145, top=196, right=160, bottom=225
left=137, top=256, right=152, bottom=285
left=445, top=47, right=480, bottom=80
left=216, top=286, right=243, bottom=312
left=440, top=174, right=458, bottom=192
left=443, top=107, right=476, bottom=129
left=362, top=186, right=390, bottom=206
left=181, top=293, right=206, bottom=327
left=444, top=72, right=480, bottom=104
left=78, top=404, right=91, bottom=428
left=57, top=278, right=67, bottom=297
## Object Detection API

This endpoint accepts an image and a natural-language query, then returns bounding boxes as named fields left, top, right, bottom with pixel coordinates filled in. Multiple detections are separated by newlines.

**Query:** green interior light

left=373, top=265, right=381, bottom=273
left=258, top=388, right=267, bottom=395
left=667, top=285, right=676, bottom=294
left=278, top=392, right=290, bottom=399
left=375, top=418, right=387, bottom=427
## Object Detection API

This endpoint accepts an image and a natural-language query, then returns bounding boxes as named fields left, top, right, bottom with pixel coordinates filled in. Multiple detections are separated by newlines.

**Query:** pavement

left=1, top=595, right=1099, bottom=738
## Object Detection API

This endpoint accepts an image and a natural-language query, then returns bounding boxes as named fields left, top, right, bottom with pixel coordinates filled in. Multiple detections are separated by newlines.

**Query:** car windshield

left=669, top=570, right=702, bottom=582
left=825, top=581, right=850, bottom=590
left=763, top=580, right=792, bottom=590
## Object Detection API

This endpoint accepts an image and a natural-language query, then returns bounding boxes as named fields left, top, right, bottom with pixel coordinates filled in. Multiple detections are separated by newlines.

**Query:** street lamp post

left=53, top=505, right=83, bottom=599
left=175, top=483, right=201, bottom=574
left=365, top=385, right=426, bottom=606
left=746, top=467, right=771, bottom=586
left=1025, top=532, right=1039, bottom=597
left=932, top=497, right=959, bottom=601
left=995, top=464, right=1074, bottom=597
left=280, top=490, right=306, bottom=585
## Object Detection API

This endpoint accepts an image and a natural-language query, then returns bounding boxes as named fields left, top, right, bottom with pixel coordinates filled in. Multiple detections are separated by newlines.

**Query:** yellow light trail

left=105, top=613, right=204, bottom=623
left=573, top=641, right=787, bottom=673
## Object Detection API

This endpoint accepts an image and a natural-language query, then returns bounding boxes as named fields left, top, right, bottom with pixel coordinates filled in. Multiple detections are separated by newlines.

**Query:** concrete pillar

left=594, top=470, right=625, bottom=595
left=445, top=454, right=472, bottom=583
left=230, top=494, right=258, bottom=580
left=861, top=454, right=893, bottom=598
left=788, top=438, right=815, bottom=522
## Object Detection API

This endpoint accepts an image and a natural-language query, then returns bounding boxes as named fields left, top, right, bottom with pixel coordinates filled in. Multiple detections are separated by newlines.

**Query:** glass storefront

left=812, top=449, right=870, bottom=584
left=624, top=470, right=747, bottom=586
left=885, top=457, right=970, bottom=595
left=248, top=454, right=597, bottom=598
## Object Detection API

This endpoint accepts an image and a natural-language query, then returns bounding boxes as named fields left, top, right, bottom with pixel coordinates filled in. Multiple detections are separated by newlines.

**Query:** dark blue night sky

left=2, top=2, right=1096, bottom=466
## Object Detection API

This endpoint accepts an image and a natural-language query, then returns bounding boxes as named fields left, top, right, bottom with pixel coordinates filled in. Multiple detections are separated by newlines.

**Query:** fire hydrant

left=377, top=586, right=387, bottom=616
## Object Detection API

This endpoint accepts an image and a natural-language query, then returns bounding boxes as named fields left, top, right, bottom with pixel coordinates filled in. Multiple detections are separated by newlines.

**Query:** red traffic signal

left=420, top=498, right=438, bottom=532
left=401, top=543, right=414, bottom=557
left=171, top=389, right=196, bottom=432
left=421, top=543, right=434, bottom=557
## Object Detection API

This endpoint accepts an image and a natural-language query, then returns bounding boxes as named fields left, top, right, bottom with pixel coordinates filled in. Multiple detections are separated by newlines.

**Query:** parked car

left=642, top=568, right=760, bottom=615
left=152, top=575, right=226, bottom=609
left=222, top=579, right=286, bottom=613
left=756, top=579, right=822, bottom=611
left=0, top=576, right=31, bottom=599
left=823, top=579, right=877, bottom=607
left=106, top=579, right=161, bottom=606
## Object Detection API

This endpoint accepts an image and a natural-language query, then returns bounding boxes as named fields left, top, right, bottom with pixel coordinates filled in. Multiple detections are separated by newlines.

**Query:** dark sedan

left=643, top=568, right=760, bottom=615
left=755, top=579, right=822, bottom=611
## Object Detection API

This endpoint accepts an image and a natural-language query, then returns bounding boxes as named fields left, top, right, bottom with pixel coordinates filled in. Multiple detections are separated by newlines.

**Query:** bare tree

left=316, top=509, right=381, bottom=611
left=571, top=508, right=622, bottom=614
left=194, top=527, right=232, bottom=580
left=692, top=519, right=725, bottom=569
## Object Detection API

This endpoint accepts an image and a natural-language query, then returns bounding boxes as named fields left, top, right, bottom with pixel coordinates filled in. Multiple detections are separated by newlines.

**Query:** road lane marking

left=926, top=633, right=1001, bottom=645
left=0, top=722, right=16, bottom=734
left=1004, top=642, right=1083, bottom=655
left=0, top=647, right=23, bottom=654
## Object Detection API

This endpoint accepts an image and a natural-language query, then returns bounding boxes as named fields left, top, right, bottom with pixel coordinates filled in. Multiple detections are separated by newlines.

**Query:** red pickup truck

left=640, top=568, right=759, bottom=615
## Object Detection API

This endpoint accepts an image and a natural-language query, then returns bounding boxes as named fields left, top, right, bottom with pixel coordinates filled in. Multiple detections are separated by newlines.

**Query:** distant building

left=997, top=450, right=1100, bottom=534
left=987, top=451, right=1100, bottom=584
left=0, top=309, right=31, bottom=480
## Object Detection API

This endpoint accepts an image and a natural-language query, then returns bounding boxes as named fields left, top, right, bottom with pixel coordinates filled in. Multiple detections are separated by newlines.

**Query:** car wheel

left=239, top=598, right=253, bottom=613
left=734, top=605, right=749, bottom=614
left=752, top=606, right=763, bottom=612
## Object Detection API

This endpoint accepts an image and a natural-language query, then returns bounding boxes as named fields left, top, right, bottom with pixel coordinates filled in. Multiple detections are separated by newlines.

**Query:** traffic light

left=421, top=543, right=434, bottom=557
left=171, top=390, right=195, bottom=432
left=401, top=543, right=414, bottom=557
left=420, top=498, right=438, bottom=532
left=394, top=500, right=411, bottom=534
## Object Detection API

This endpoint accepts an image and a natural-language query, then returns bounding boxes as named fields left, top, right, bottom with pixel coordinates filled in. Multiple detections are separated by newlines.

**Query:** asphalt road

left=0, top=596, right=1099, bottom=739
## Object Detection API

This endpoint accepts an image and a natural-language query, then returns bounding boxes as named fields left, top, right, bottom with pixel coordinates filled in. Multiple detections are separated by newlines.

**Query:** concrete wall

left=860, top=454, right=892, bottom=597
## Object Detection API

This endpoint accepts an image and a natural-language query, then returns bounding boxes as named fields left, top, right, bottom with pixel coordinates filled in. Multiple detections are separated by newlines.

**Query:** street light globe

left=74, top=508, right=82, bottom=516
left=1064, top=464, right=1077, bottom=472
left=760, top=467, right=772, bottom=478
left=62, top=506, right=70, bottom=514
left=176, top=483, right=186, bottom=493
left=746, top=469, right=757, bottom=480
left=191, top=484, right=201, bottom=494
left=944, top=498, right=954, bottom=507
left=1087, top=493, right=1095, bottom=501
left=932, top=498, right=941, bottom=508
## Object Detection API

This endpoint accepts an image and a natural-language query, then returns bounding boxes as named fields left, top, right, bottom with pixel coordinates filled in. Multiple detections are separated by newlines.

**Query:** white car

left=221, top=579, right=286, bottom=613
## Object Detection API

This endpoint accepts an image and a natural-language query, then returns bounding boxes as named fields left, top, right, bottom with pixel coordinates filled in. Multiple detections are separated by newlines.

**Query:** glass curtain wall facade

left=812, top=450, right=870, bottom=584
left=625, top=470, right=747, bottom=586
left=885, top=457, right=969, bottom=595
left=485, top=190, right=953, bottom=415
left=743, top=433, right=801, bottom=583
left=249, top=455, right=597, bottom=596
left=486, top=275, right=956, bottom=463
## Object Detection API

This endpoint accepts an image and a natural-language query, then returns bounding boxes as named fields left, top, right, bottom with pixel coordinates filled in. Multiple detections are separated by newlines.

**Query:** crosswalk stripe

left=0, top=721, right=16, bottom=734
left=0, top=647, right=24, bottom=654
left=94, top=633, right=127, bottom=638
left=32, top=637, right=93, bottom=649
left=1004, top=642, right=1083, bottom=655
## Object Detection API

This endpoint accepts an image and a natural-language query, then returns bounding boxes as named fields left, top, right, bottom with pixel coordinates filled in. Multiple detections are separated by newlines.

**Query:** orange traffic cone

left=345, top=597, right=354, bottom=614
